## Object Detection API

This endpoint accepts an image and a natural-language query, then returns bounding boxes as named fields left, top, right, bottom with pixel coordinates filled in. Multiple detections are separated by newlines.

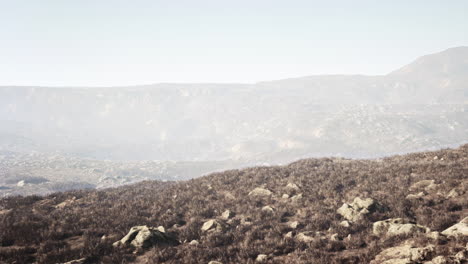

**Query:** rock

left=370, top=241, right=435, bottom=264
left=113, top=225, right=179, bottom=249
left=291, top=193, right=303, bottom=203
left=373, top=218, right=430, bottom=237
left=285, top=231, right=293, bottom=238
left=189, top=240, right=199, bottom=246
left=455, top=249, right=467, bottom=261
left=337, top=197, right=378, bottom=222
left=345, top=234, right=352, bottom=241
left=410, top=180, right=439, bottom=192
left=426, top=231, right=444, bottom=241
left=248, top=187, right=272, bottom=197
left=282, top=194, right=290, bottom=199
left=294, top=231, right=328, bottom=243
left=340, top=220, right=351, bottom=227
left=62, top=258, right=86, bottom=264
left=55, top=197, right=77, bottom=209
left=256, top=254, right=268, bottom=263
left=157, top=226, right=165, bottom=233
left=222, top=192, right=236, bottom=200
left=288, top=221, right=299, bottom=229
left=201, top=219, right=224, bottom=232
left=446, top=189, right=462, bottom=198
left=262, top=205, right=274, bottom=213
left=406, top=192, right=426, bottom=200
left=426, top=256, right=449, bottom=264
left=295, top=232, right=315, bottom=243
left=221, top=210, right=234, bottom=220
left=286, top=182, right=300, bottom=193
left=0, top=209, right=11, bottom=216
left=208, top=261, right=223, bottom=264
left=441, top=216, right=468, bottom=237
left=330, top=233, right=340, bottom=241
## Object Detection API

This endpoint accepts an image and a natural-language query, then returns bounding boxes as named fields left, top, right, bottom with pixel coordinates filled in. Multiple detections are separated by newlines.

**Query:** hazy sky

left=1, top=0, right=467, bottom=86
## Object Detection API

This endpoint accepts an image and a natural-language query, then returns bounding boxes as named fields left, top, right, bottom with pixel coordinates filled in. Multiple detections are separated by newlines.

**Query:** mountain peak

left=389, top=46, right=468, bottom=77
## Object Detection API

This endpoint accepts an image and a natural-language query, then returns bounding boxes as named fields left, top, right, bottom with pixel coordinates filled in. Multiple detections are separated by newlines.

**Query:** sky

left=0, top=0, right=467, bottom=86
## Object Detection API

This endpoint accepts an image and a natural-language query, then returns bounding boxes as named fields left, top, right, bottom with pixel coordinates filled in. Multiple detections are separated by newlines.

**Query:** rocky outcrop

left=337, top=197, right=379, bottom=222
left=113, top=225, right=179, bottom=249
left=370, top=240, right=435, bottom=264
left=373, top=218, right=430, bottom=237
left=441, top=216, right=468, bottom=237
left=248, top=187, right=273, bottom=197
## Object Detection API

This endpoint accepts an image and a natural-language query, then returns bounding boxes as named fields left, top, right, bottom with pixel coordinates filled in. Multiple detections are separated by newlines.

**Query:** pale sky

left=0, top=0, right=467, bottom=86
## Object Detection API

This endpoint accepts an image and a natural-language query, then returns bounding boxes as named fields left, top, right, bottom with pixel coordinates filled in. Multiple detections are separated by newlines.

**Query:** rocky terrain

left=0, top=145, right=466, bottom=263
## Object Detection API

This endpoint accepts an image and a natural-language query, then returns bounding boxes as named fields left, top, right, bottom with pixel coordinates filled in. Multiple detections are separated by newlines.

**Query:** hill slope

left=0, top=145, right=467, bottom=263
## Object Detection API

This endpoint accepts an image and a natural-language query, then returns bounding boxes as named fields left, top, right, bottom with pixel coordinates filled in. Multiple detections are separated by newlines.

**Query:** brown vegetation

left=0, top=145, right=467, bottom=263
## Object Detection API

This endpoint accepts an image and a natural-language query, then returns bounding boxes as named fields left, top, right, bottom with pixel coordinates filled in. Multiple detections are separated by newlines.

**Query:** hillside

left=0, top=145, right=467, bottom=263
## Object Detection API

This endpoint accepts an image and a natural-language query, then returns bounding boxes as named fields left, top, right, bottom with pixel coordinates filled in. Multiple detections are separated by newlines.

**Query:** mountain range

left=0, top=47, right=467, bottom=195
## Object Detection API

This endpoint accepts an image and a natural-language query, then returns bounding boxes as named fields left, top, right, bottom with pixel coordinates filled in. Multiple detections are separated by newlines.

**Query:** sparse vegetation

left=0, top=145, right=467, bottom=263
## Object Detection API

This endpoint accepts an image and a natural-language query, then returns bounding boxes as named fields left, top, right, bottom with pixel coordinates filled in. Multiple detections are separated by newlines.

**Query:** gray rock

left=288, top=221, right=299, bottom=229
left=441, top=216, right=468, bottom=237
left=340, top=220, right=351, bottom=227
left=410, top=180, right=439, bottom=192
left=295, top=232, right=315, bottom=243
left=113, top=225, right=179, bottom=249
left=256, top=254, right=268, bottom=263
left=337, top=197, right=378, bottom=222
left=201, top=219, right=225, bottom=232
left=373, top=218, right=430, bottom=237
left=261, top=205, right=274, bottom=213
left=189, top=240, right=199, bottom=246
left=291, top=193, right=303, bottom=203
left=370, top=240, right=435, bottom=264
left=221, top=209, right=234, bottom=220
left=248, top=187, right=272, bottom=197
left=330, top=233, right=341, bottom=241
left=286, top=183, right=300, bottom=194
left=61, top=258, right=86, bottom=264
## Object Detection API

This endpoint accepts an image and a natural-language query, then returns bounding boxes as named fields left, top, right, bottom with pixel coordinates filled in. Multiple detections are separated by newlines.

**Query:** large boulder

left=113, top=225, right=179, bottom=249
left=373, top=218, right=430, bottom=237
left=441, top=216, right=468, bottom=237
left=370, top=240, right=435, bottom=264
left=372, top=218, right=431, bottom=237
left=337, top=197, right=379, bottom=222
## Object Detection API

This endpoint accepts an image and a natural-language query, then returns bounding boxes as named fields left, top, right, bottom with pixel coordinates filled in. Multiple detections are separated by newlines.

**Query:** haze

left=1, top=0, right=468, bottom=86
